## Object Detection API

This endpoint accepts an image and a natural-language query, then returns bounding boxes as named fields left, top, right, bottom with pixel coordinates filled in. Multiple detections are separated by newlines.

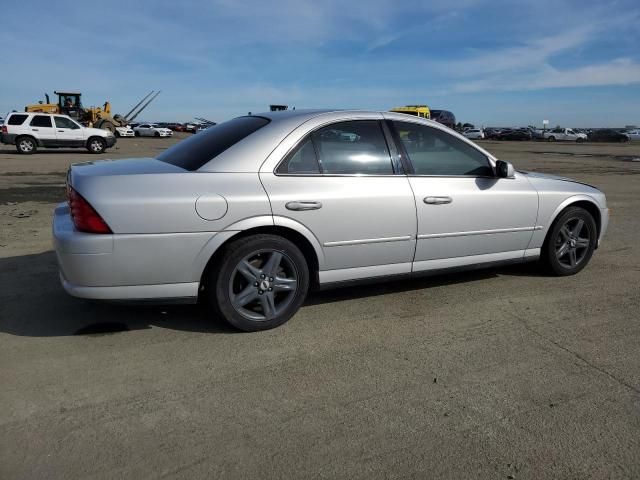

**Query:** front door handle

left=424, top=196, right=452, bottom=205
left=286, top=201, right=322, bottom=211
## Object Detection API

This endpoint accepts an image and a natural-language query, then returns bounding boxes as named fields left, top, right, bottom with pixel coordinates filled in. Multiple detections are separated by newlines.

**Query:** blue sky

left=1, top=0, right=639, bottom=127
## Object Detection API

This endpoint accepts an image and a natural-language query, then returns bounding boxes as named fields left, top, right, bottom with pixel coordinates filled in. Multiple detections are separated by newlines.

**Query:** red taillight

left=67, top=187, right=112, bottom=234
left=1, top=125, right=7, bottom=134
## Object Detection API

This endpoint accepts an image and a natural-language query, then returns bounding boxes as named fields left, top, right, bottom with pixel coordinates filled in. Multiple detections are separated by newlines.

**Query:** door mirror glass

left=495, top=160, right=515, bottom=178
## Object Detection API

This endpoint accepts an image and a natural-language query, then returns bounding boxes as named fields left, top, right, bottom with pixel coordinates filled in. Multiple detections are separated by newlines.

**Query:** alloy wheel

left=19, top=139, right=34, bottom=152
left=555, top=217, right=591, bottom=268
left=228, top=249, right=298, bottom=321
left=90, top=140, right=104, bottom=152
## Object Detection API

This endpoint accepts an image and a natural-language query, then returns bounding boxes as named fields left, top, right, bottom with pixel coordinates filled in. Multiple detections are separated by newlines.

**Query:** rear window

left=8, top=114, right=29, bottom=125
left=157, top=116, right=270, bottom=171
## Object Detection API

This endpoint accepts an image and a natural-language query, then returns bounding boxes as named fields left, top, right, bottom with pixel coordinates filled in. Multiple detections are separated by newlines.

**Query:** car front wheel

left=542, top=206, right=597, bottom=276
left=208, top=234, right=309, bottom=331
left=87, top=137, right=106, bottom=154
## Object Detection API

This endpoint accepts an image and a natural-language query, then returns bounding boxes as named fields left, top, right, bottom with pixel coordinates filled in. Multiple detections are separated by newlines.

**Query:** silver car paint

left=54, top=109, right=609, bottom=301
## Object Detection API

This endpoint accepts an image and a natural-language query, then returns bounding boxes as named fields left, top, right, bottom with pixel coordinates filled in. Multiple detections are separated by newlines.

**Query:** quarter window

left=276, top=138, right=320, bottom=174
left=312, top=121, right=393, bottom=175
left=30, top=115, right=53, bottom=128
left=393, top=121, right=493, bottom=176
left=54, top=116, right=80, bottom=129
left=8, top=114, right=28, bottom=125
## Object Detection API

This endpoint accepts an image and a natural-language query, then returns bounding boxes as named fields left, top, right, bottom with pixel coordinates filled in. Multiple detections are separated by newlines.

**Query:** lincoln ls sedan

left=54, top=110, right=609, bottom=331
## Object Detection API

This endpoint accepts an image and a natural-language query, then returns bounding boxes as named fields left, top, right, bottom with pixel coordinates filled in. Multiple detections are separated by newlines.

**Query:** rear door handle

left=286, top=201, right=322, bottom=211
left=424, top=196, right=452, bottom=205
left=31, top=128, right=39, bottom=131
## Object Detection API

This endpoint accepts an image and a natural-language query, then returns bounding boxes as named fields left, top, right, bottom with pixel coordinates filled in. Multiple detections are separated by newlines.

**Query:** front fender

left=528, top=194, right=603, bottom=250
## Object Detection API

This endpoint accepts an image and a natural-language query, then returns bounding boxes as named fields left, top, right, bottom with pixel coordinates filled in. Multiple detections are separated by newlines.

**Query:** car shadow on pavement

left=0, top=251, right=546, bottom=337
left=0, top=251, right=236, bottom=337
left=305, top=262, right=545, bottom=306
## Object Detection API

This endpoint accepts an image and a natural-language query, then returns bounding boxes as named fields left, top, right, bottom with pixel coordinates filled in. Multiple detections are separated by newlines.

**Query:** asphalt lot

left=1, top=134, right=639, bottom=479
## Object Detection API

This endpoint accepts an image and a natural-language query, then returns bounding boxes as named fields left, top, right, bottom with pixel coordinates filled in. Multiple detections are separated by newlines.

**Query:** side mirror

left=495, top=160, right=515, bottom=178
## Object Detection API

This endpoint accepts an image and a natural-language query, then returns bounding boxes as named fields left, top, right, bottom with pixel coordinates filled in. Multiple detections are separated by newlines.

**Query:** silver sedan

left=54, top=110, right=609, bottom=331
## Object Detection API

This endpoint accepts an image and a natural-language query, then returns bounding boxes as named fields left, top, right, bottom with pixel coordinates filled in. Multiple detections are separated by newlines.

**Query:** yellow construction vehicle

left=389, top=105, right=431, bottom=119
left=25, top=91, right=161, bottom=132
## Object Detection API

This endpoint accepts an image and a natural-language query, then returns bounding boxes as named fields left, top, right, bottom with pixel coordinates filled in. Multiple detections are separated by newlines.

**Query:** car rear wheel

left=547, top=136, right=556, bottom=142
left=208, top=234, right=309, bottom=331
left=16, top=136, right=37, bottom=154
left=541, top=206, right=597, bottom=276
left=87, top=137, right=106, bottom=154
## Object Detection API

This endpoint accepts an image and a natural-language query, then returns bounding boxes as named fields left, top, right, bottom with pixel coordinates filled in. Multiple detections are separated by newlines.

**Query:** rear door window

left=30, top=115, right=53, bottom=128
left=158, top=116, right=270, bottom=171
left=8, top=114, right=29, bottom=125
left=311, top=121, right=393, bottom=175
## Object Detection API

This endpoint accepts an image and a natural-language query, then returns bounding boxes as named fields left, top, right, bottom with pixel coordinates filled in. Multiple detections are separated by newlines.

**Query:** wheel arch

left=196, top=221, right=323, bottom=300
left=16, top=134, right=42, bottom=147
left=544, top=196, right=602, bottom=249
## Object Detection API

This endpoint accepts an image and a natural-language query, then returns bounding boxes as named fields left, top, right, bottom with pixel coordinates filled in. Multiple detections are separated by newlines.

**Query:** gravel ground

left=1, top=135, right=639, bottom=479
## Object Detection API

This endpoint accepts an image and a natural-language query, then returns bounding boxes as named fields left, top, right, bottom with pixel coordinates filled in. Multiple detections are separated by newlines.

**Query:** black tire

left=541, top=206, right=597, bottom=276
left=16, top=136, right=37, bottom=154
left=87, top=137, right=106, bottom=154
left=101, top=122, right=115, bottom=134
left=134, top=131, right=140, bottom=137
left=547, top=136, right=555, bottom=142
left=207, top=234, right=309, bottom=332
left=154, top=131, right=160, bottom=137
left=576, top=137, right=584, bottom=143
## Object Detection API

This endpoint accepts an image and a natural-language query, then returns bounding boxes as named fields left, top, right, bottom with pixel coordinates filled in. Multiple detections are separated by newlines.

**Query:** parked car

left=623, top=129, right=640, bottom=141
left=484, top=128, right=503, bottom=139
left=529, top=128, right=545, bottom=140
left=184, top=123, right=197, bottom=132
left=587, top=129, right=630, bottom=142
left=462, top=129, right=484, bottom=140
left=498, top=129, right=532, bottom=141
left=133, top=123, right=173, bottom=137
left=1, top=112, right=116, bottom=154
left=544, top=128, right=587, bottom=142
left=54, top=109, right=608, bottom=331
left=167, top=123, right=185, bottom=132
left=115, top=125, right=135, bottom=137
left=429, top=110, right=456, bottom=129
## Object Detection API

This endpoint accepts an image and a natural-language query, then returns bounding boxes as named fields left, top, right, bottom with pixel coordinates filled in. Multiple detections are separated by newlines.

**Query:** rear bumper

left=1, top=133, right=17, bottom=145
left=60, top=273, right=198, bottom=301
left=53, top=203, right=211, bottom=301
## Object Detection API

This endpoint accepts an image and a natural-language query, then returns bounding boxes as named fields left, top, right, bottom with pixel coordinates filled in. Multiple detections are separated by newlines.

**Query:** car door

left=28, top=115, right=56, bottom=146
left=138, top=124, right=150, bottom=136
left=260, top=117, right=417, bottom=283
left=54, top=116, right=84, bottom=147
left=388, top=119, right=539, bottom=271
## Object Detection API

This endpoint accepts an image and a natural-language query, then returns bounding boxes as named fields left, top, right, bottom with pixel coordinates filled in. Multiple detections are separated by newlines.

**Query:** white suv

left=1, top=112, right=117, bottom=154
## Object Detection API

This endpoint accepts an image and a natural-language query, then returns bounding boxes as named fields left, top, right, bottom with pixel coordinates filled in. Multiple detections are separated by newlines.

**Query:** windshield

left=157, top=116, right=270, bottom=171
